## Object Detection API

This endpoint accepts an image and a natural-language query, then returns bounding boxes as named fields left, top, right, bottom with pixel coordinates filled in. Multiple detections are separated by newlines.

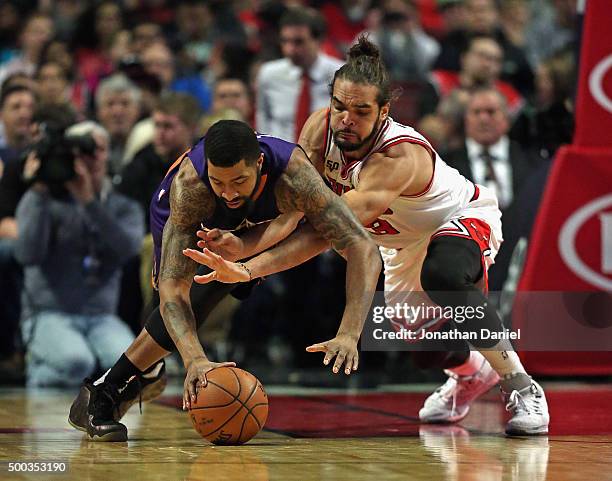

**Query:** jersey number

left=366, top=218, right=400, bottom=235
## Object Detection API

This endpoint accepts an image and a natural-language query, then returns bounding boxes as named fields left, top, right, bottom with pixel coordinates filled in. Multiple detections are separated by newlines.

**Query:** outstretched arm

left=194, top=211, right=304, bottom=262
left=276, top=149, right=382, bottom=373
left=158, top=159, right=235, bottom=409
left=184, top=220, right=327, bottom=283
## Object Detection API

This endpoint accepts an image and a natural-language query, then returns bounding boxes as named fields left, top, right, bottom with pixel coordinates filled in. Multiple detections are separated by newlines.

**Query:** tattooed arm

left=158, top=159, right=234, bottom=409
left=277, top=148, right=382, bottom=373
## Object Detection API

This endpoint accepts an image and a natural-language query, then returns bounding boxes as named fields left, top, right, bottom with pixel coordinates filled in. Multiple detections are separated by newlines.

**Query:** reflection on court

left=0, top=386, right=611, bottom=481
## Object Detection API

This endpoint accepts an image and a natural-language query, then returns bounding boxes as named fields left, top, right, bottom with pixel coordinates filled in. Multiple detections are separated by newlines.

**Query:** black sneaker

left=117, top=360, right=167, bottom=419
left=68, top=380, right=127, bottom=442
left=68, top=361, right=167, bottom=436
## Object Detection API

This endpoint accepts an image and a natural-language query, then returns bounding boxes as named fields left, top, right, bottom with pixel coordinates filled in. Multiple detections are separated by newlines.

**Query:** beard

left=206, top=168, right=262, bottom=230
left=333, top=116, right=382, bottom=152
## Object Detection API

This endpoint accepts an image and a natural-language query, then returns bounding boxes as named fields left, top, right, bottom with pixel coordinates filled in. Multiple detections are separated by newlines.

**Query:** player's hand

left=182, top=247, right=251, bottom=284
left=183, top=357, right=236, bottom=410
left=196, top=229, right=243, bottom=262
left=306, top=334, right=359, bottom=375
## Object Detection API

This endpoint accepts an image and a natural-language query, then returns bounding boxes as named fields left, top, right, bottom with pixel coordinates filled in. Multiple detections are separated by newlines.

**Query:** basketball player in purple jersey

left=68, top=120, right=380, bottom=441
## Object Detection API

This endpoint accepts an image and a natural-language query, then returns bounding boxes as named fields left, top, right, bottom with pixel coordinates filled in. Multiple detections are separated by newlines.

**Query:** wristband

left=238, top=262, right=253, bottom=281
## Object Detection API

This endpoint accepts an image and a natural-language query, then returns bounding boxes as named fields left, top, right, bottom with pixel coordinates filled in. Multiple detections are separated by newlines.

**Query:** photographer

left=14, top=121, right=144, bottom=387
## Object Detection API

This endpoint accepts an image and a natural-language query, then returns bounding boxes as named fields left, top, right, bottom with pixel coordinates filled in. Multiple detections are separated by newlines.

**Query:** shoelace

left=435, top=377, right=462, bottom=415
left=505, top=390, right=527, bottom=414
left=505, top=386, right=543, bottom=415
left=134, top=376, right=143, bottom=415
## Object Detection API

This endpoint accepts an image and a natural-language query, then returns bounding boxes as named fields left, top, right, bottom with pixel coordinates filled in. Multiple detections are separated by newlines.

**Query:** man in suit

left=444, top=86, right=540, bottom=290
left=256, top=7, right=343, bottom=142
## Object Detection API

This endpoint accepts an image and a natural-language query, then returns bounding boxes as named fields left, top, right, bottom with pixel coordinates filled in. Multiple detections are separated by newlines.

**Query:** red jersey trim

left=376, top=136, right=436, bottom=198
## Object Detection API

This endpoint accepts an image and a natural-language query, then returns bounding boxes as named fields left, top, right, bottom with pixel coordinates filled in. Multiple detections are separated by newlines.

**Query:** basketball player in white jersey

left=185, top=36, right=550, bottom=436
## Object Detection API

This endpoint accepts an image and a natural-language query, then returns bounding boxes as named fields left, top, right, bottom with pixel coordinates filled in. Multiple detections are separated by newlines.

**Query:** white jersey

left=322, top=116, right=477, bottom=250
left=322, top=115, right=503, bottom=335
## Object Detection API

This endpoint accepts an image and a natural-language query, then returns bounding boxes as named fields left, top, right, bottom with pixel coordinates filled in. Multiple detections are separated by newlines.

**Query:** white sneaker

left=419, top=361, right=500, bottom=423
left=504, top=380, right=550, bottom=435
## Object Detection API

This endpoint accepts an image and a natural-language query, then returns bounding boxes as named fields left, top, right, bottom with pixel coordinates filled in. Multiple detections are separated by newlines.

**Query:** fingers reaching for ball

left=306, top=334, right=359, bottom=375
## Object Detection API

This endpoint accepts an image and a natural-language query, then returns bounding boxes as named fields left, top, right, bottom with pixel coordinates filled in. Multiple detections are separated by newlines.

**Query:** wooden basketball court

left=1, top=382, right=611, bottom=480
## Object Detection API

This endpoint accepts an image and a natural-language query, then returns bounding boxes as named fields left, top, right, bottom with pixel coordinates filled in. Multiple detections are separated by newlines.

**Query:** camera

left=27, top=124, right=97, bottom=185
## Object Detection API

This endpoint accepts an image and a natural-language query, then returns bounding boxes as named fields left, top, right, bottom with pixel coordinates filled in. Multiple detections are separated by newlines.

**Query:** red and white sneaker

left=419, top=360, right=500, bottom=423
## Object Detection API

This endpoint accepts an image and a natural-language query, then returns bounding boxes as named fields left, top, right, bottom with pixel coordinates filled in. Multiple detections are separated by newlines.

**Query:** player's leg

left=69, top=276, right=237, bottom=441
left=419, top=234, right=549, bottom=434
left=379, top=244, right=482, bottom=421
left=417, top=236, right=501, bottom=423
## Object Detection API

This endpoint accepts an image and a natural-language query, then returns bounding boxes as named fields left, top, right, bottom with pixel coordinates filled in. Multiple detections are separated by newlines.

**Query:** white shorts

left=379, top=184, right=503, bottom=336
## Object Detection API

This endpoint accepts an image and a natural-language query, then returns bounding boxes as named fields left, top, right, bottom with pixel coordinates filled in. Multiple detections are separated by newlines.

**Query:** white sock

left=479, top=340, right=527, bottom=377
left=447, top=351, right=487, bottom=377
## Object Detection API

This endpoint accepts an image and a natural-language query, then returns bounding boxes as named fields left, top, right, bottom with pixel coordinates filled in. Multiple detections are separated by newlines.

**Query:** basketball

left=188, top=367, right=268, bottom=445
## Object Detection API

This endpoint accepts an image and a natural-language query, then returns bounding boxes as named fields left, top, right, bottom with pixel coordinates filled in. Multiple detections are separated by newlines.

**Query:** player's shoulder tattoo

left=275, top=147, right=331, bottom=213
left=275, top=148, right=368, bottom=252
left=159, top=158, right=215, bottom=283
left=169, top=158, right=215, bottom=229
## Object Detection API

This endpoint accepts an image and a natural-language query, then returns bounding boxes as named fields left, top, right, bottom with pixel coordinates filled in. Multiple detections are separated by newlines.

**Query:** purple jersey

left=149, top=133, right=297, bottom=287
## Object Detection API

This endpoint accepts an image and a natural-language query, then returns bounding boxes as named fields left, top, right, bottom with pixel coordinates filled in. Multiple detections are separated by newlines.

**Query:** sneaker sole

left=420, top=409, right=470, bottom=424
left=87, top=430, right=128, bottom=442
left=505, top=425, right=549, bottom=436
left=69, top=416, right=128, bottom=441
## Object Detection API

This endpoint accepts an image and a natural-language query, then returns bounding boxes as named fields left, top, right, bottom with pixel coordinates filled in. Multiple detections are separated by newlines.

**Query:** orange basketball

left=188, top=367, right=268, bottom=445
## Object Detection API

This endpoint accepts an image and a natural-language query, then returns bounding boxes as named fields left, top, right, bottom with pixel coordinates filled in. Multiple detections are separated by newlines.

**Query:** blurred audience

left=0, top=12, right=55, bottom=87
left=95, top=73, right=142, bottom=179
left=38, top=38, right=90, bottom=117
left=118, top=92, right=201, bottom=230
left=256, top=6, right=342, bottom=141
left=510, top=51, right=575, bottom=160
left=0, top=85, right=35, bottom=159
left=364, top=0, right=439, bottom=81
left=320, top=0, right=373, bottom=57
left=141, top=41, right=212, bottom=112
left=444, top=87, right=542, bottom=289
left=73, top=2, right=125, bottom=93
left=524, top=0, right=577, bottom=68
left=428, top=34, right=524, bottom=116
left=212, top=77, right=253, bottom=123
left=434, top=0, right=534, bottom=95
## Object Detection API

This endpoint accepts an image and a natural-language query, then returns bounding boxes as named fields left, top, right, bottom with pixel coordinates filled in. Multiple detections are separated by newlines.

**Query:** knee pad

left=144, top=308, right=176, bottom=352
left=411, top=350, right=470, bottom=370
